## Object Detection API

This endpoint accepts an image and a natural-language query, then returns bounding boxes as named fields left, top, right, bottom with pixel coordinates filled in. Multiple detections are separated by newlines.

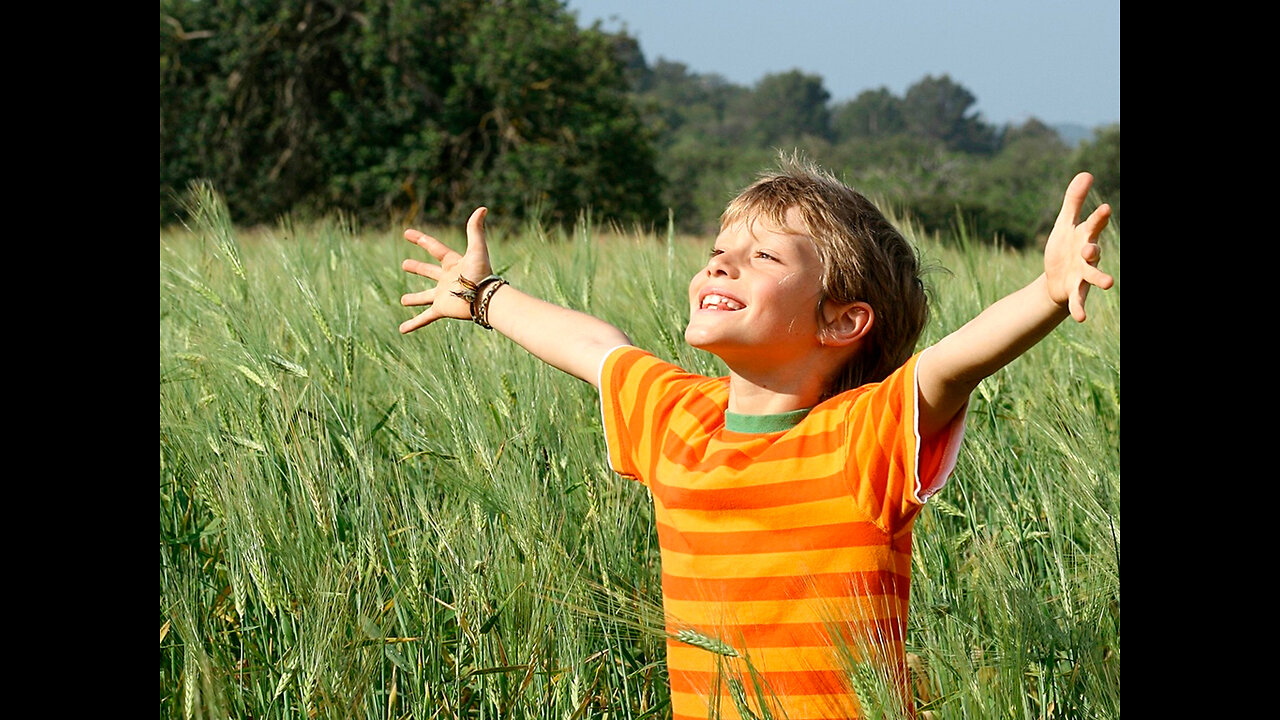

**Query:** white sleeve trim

left=910, top=347, right=968, bottom=504
left=596, top=344, right=635, bottom=473
left=595, top=344, right=634, bottom=391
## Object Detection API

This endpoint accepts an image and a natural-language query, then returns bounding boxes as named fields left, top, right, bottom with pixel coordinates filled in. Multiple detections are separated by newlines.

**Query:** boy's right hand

left=399, top=205, right=632, bottom=385
left=399, top=207, right=493, bottom=334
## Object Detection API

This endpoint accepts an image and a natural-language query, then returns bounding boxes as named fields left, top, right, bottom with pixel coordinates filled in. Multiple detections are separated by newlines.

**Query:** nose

left=706, top=250, right=739, bottom=278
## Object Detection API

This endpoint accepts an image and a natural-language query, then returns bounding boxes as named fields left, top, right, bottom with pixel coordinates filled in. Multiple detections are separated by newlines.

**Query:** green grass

left=160, top=184, right=1119, bottom=719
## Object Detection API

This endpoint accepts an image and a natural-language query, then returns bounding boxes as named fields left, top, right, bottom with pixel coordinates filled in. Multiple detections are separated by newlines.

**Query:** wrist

left=471, top=275, right=507, bottom=329
left=1033, top=274, right=1071, bottom=318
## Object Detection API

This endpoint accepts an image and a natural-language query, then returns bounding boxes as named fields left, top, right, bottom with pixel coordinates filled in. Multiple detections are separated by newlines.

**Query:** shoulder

left=597, top=346, right=725, bottom=478
left=803, top=353, right=928, bottom=447
left=599, top=345, right=716, bottom=393
left=823, top=352, right=922, bottom=411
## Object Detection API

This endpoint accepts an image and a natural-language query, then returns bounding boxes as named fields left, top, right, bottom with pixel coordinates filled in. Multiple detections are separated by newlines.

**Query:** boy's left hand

left=1044, top=172, right=1115, bottom=322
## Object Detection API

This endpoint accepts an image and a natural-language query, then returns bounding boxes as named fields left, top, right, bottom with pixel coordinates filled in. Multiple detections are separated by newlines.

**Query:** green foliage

left=160, top=186, right=1119, bottom=718
left=742, top=69, right=833, bottom=145
left=904, top=233, right=1121, bottom=718
left=970, top=120, right=1073, bottom=245
left=1073, top=125, right=1120, bottom=224
left=878, top=119, right=1073, bottom=249
left=832, top=87, right=907, bottom=140
left=159, top=4, right=1118, bottom=247
left=619, top=56, right=1102, bottom=243
left=637, top=59, right=749, bottom=147
left=902, top=74, right=999, bottom=155
left=159, top=0, right=664, bottom=228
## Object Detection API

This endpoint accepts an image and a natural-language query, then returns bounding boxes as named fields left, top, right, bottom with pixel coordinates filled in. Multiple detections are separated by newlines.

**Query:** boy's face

left=685, top=208, right=827, bottom=366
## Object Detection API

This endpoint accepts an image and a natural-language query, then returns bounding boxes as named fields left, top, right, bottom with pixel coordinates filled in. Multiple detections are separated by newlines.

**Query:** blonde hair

left=721, top=155, right=929, bottom=394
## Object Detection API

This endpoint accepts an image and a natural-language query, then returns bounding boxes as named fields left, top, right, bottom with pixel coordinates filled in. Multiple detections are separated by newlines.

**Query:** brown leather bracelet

left=471, top=276, right=507, bottom=329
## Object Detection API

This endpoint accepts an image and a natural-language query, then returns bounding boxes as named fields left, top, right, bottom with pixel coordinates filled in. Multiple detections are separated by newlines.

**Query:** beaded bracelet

left=471, top=275, right=507, bottom=330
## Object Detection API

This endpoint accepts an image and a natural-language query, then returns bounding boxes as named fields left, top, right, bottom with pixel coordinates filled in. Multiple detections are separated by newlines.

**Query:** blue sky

left=565, top=0, right=1120, bottom=129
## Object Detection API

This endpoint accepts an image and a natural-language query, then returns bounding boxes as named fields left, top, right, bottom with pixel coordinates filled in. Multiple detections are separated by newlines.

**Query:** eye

left=754, top=250, right=778, bottom=262
left=709, top=248, right=723, bottom=258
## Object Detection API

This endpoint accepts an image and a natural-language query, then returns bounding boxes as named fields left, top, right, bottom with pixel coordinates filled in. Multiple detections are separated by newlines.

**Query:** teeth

left=702, top=294, right=744, bottom=310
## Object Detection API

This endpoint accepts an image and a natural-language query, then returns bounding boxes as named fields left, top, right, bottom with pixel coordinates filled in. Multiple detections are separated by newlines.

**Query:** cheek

left=772, top=275, right=811, bottom=305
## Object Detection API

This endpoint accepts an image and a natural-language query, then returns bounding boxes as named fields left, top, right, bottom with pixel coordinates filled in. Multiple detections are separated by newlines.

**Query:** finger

left=402, top=258, right=443, bottom=279
left=465, top=207, right=491, bottom=264
left=400, top=288, right=437, bottom=307
left=1078, top=233, right=1114, bottom=292
left=1080, top=203, right=1111, bottom=241
left=405, top=228, right=462, bottom=265
left=399, top=308, right=440, bottom=334
left=1056, top=172, right=1094, bottom=228
left=1082, top=264, right=1115, bottom=292
left=1069, top=283, right=1091, bottom=323
left=1080, top=242, right=1101, bottom=264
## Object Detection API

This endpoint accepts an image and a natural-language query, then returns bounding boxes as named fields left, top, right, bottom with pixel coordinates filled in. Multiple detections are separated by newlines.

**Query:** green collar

left=724, top=407, right=812, bottom=434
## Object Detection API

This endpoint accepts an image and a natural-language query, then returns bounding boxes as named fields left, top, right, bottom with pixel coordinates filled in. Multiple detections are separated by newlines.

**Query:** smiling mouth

left=700, top=293, right=745, bottom=311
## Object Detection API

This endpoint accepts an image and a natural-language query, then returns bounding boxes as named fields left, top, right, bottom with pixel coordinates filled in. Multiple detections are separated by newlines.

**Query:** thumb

left=465, top=207, right=490, bottom=264
left=1056, top=172, right=1093, bottom=228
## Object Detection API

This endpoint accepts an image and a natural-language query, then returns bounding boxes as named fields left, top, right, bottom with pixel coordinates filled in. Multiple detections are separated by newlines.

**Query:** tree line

left=160, top=0, right=663, bottom=229
left=160, top=0, right=1119, bottom=246
left=626, top=49, right=1120, bottom=245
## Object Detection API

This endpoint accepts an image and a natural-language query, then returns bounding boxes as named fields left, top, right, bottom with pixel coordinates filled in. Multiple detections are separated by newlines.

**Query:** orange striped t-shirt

left=598, top=346, right=965, bottom=720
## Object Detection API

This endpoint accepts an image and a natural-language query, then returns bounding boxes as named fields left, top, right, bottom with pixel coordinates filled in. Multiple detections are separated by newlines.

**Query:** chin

left=684, top=331, right=718, bottom=355
left=683, top=326, right=703, bottom=348
left=684, top=330, right=734, bottom=360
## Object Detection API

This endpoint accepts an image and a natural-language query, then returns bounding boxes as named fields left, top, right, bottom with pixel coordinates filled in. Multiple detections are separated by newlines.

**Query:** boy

left=398, top=160, right=1113, bottom=719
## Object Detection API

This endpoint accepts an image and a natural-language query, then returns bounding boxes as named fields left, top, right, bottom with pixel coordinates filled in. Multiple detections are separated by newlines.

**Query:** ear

left=819, top=301, right=874, bottom=347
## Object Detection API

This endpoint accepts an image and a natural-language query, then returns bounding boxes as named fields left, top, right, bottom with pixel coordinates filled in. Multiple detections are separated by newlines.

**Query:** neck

left=705, top=340, right=857, bottom=415
left=724, top=361, right=833, bottom=414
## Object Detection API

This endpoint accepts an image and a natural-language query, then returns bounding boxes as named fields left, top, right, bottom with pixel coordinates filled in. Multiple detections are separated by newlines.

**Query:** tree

left=831, top=87, right=905, bottom=141
left=639, top=59, right=745, bottom=144
left=742, top=70, right=832, bottom=145
left=902, top=74, right=997, bottom=154
left=999, top=117, right=1063, bottom=147
left=1073, top=124, right=1120, bottom=224
left=972, top=118, right=1072, bottom=245
left=160, top=0, right=663, bottom=227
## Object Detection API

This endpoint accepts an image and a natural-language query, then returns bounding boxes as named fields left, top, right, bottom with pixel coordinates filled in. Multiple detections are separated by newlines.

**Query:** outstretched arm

left=916, top=172, right=1115, bottom=439
left=400, top=207, right=632, bottom=387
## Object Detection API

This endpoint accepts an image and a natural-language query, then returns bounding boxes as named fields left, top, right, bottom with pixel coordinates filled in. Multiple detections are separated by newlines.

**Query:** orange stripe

left=621, top=357, right=678, bottom=438
left=677, top=387, right=731, bottom=436
left=666, top=641, right=904, bottom=675
left=662, top=427, right=845, bottom=474
left=667, top=644, right=844, bottom=673
left=659, top=544, right=910, bottom=579
left=650, top=469, right=850, bottom=510
left=662, top=594, right=908, bottom=627
left=659, top=495, right=871, bottom=533
left=602, top=349, right=640, bottom=477
left=670, top=691, right=861, bottom=720
left=665, top=618, right=906, bottom=649
left=655, top=519, right=889, bottom=554
left=661, top=570, right=910, bottom=601
left=668, top=666, right=855, bottom=697
left=656, top=381, right=891, bottom=476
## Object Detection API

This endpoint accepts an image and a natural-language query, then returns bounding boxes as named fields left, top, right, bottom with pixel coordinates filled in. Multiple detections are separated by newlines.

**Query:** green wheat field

left=160, top=184, right=1120, bottom=719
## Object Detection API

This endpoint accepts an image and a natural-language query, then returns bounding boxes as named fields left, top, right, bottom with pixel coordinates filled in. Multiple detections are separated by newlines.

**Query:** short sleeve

left=842, top=350, right=967, bottom=533
left=597, top=346, right=708, bottom=486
